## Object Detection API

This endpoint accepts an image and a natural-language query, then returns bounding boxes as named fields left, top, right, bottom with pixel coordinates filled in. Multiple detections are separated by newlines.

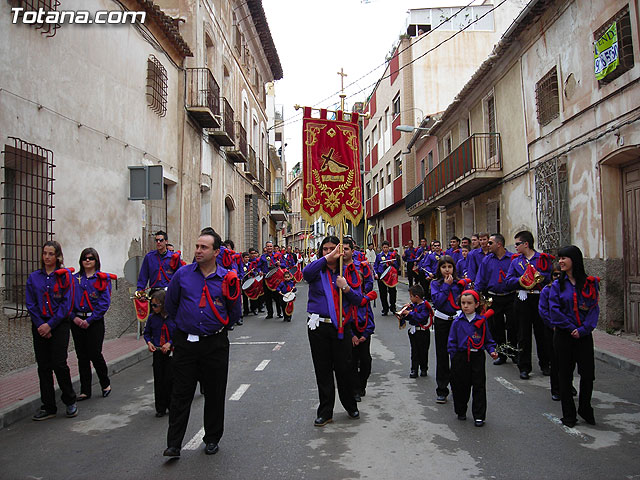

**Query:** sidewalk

left=0, top=333, right=148, bottom=429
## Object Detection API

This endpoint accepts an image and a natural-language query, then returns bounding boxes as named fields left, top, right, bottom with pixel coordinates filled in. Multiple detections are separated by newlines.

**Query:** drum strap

left=198, top=283, right=230, bottom=326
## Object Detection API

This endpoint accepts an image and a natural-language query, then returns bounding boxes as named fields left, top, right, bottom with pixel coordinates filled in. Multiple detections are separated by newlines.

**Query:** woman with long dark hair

left=26, top=241, right=78, bottom=420
left=71, top=247, right=112, bottom=400
left=303, top=236, right=364, bottom=427
left=548, top=245, right=599, bottom=427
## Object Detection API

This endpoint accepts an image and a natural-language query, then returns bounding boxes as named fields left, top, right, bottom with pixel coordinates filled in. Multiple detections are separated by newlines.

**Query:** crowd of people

left=25, top=227, right=599, bottom=459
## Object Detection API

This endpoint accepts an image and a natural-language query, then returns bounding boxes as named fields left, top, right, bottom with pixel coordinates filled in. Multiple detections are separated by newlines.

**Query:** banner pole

left=339, top=219, right=344, bottom=337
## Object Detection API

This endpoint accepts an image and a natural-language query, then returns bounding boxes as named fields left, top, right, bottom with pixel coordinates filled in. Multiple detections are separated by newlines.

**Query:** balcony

left=405, top=183, right=424, bottom=211
left=258, top=157, right=265, bottom=189
left=207, top=97, right=234, bottom=146
left=407, top=133, right=502, bottom=215
left=224, top=121, right=248, bottom=163
left=185, top=68, right=220, bottom=129
left=270, top=192, right=288, bottom=222
left=245, top=146, right=257, bottom=179
left=265, top=169, right=272, bottom=195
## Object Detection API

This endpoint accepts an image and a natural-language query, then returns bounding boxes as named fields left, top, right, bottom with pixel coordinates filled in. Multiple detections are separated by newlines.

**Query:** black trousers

left=450, top=350, right=487, bottom=420
left=242, top=292, right=250, bottom=314
left=514, top=293, right=550, bottom=374
left=434, top=317, right=453, bottom=397
left=351, top=336, right=372, bottom=394
left=308, top=322, right=357, bottom=419
left=406, top=262, right=416, bottom=287
left=262, top=281, right=281, bottom=316
left=545, top=326, right=560, bottom=395
left=277, top=296, right=292, bottom=321
left=32, top=321, right=76, bottom=413
left=167, top=329, right=229, bottom=448
left=486, top=293, right=516, bottom=360
left=71, top=320, right=110, bottom=396
left=153, top=350, right=173, bottom=414
left=554, top=329, right=595, bottom=423
left=250, top=296, right=262, bottom=313
left=409, top=329, right=430, bottom=373
left=417, top=272, right=430, bottom=301
left=377, top=280, right=397, bottom=313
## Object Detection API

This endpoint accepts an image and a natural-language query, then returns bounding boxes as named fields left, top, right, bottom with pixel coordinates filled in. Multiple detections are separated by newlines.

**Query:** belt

left=76, top=312, right=91, bottom=319
left=434, top=310, right=455, bottom=321
left=516, top=289, right=540, bottom=295
left=181, top=328, right=225, bottom=339
left=317, top=317, right=332, bottom=323
left=488, top=291, right=514, bottom=297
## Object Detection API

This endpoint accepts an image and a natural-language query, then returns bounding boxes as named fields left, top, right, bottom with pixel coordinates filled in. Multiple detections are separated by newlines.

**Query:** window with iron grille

left=1, top=138, right=55, bottom=319
left=9, top=0, right=60, bottom=37
left=394, top=153, right=402, bottom=178
left=486, top=200, right=500, bottom=234
left=595, top=6, right=634, bottom=86
left=146, top=55, right=168, bottom=117
left=535, top=67, right=559, bottom=126
left=535, top=156, right=570, bottom=253
left=392, top=94, right=400, bottom=117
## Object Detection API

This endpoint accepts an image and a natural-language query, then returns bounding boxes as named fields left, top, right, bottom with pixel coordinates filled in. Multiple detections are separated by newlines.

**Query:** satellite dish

left=124, top=256, right=143, bottom=285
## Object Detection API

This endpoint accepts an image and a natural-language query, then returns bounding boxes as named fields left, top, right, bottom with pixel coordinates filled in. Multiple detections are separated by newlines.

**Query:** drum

left=282, top=291, right=296, bottom=303
left=242, top=276, right=263, bottom=300
left=283, top=291, right=295, bottom=316
left=381, top=266, right=399, bottom=288
left=265, top=267, right=284, bottom=291
left=289, top=266, right=298, bottom=275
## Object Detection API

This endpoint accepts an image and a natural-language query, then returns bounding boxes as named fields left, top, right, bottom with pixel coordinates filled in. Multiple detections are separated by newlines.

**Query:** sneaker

left=436, top=395, right=447, bottom=404
left=474, top=419, right=485, bottom=427
left=32, top=409, right=56, bottom=421
left=66, top=403, right=78, bottom=418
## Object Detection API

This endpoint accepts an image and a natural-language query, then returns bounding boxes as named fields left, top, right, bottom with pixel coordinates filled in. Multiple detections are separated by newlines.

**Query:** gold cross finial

left=337, top=68, right=348, bottom=111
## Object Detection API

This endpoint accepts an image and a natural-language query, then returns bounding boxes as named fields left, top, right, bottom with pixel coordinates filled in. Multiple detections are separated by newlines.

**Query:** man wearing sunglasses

left=137, top=231, right=182, bottom=294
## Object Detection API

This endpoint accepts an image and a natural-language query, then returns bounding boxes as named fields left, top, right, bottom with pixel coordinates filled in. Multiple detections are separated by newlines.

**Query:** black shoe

left=551, top=393, right=561, bottom=401
left=243, top=310, right=250, bottom=316
left=32, top=409, right=56, bottom=421
left=236, top=319, right=243, bottom=325
left=347, top=410, right=360, bottom=419
left=457, top=414, right=466, bottom=421
left=77, top=393, right=91, bottom=401
left=390, top=307, right=397, bottom=313
left=354, top=393, right=361, bottom=402
left=436, top=395, right=447, bottom=404
left=102, top=386, right=111, bottom=398
left=541, top=367, right=551, bottom=376
left=163, top=447, right=181, bottom=457
left=265, top=315, right=273, bottom=319
left=578, top=408, right=596, bottom=425
left=258, top=308, right=265, bottom=313
left=519, top=371, right=530, bottom=380
left=277, top=313, right=283, bottom=318
left=493, top=357, right=506, bottom=366
left=251, top=311, right=258, bottom=315
left=66, top=403, right=78, bottom=418
left=381, top=311, right=388, bottom=316
left=314, top=416, right=333, bottom=427
left=561, top=418, right=577, bottom=428
left=155, top=411, right=166, bottom=417
left=474, top=419, right=485, bottom=427
left=571, top=386, right=578, bottom=396
left=409, top=370, right=418, bottom=378
left=204, top=443, right=219, bottom=455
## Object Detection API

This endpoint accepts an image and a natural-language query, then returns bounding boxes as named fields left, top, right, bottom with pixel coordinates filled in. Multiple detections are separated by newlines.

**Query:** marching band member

left=474, top=234, right=516, bottom=365
left=303, top=236, right=364, bottom=427
left=467, top=233, right=490, bottom=282
left=538, top=264, right=563, bottom=401
left=431, top=256, right=467, bottom=404
left=26, top=241, right=78, bottom=421
left=276, top=270, right=297, bottom=322
left=548, top=246, right=599, bottom=427
left=71, top=248, right=113, bottom=401
left=456, top=245, right=471, bottom=279
left=461, top=237, right=472, bottom=250
left=506, top=231, right=553, bottom=380
left=239, top=252, right=252, bottom=318
left=414, top=238, right=430, bottom=296
left=447, top=290, right=498, bottom=426
left=398, top=285, right=433, bottom=378
left=374, top=241, right=399, bottom=315
left=257, top=241, right=285, bottom=319
left=137, top=231, right=182, bottom=294
left=248, top=248, right=264, bottom=315
left=402, top=239, right=418, bottom=287
left=420, top=240, right=444, bottom=301
left=446, top=236, right=463, bottom=265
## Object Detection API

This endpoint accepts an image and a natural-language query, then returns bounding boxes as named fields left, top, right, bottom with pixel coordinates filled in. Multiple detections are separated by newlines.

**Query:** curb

left=594, top=348, right=640, bottom=377
left=0, top=345, right=149, bottom=430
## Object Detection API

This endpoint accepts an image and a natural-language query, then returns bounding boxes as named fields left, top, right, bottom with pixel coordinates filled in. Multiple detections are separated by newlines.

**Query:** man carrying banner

left=374, top=241, right=399, bottom=315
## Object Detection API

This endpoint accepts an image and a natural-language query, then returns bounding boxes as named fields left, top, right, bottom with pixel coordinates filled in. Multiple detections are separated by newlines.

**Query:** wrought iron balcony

left=258, top=157, right=265, bottom=189
left=224, top=121, right=248, bottom=163
left=270, top=192, right=288, bottom=222
left=405, top=183, right=424, bottom=212
left=245, top=146, right=257, bottom=179
left=266, top=169, right=272, bottom=195
left=185, top=67, right=220, bottom=128
left=408, top=133, right=502, bottom=214
left=207, top=97, right=234, bottom=146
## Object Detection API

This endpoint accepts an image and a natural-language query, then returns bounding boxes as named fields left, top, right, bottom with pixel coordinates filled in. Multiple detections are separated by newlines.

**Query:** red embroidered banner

left=301, top=107, right=363, bottom=226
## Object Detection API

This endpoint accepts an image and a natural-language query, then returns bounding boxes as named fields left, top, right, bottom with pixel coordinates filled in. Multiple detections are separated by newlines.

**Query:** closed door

left=623, top=162, right=640, bottom=335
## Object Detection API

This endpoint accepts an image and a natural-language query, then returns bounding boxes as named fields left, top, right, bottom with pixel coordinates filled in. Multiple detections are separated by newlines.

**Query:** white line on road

left=229, top=384, right=250, bottom=401
left=183, top=427, right=205, bottom=450
left=495, top=376, right=524, bottom=394
left=255, top=360, right=271, bottom=371
left=230, top=341, right=286, bottom=345
left=542, top=413, right=589, bottom=440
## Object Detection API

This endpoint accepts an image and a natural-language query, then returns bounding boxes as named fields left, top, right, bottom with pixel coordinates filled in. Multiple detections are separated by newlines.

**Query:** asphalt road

left=1, top=282, right=639, bottom=480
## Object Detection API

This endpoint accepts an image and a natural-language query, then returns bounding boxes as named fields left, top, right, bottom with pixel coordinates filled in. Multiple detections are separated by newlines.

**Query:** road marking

left=273, top=344, right=282, bottom=351
left=255, top=360, right=270, bottom=371
left=229, top=384, right=250, bottom=401
left=495, top=377, right=524, bottom=394
left=230, top=341, right=285, bottom=345
left=183, top=427, right=205, bottom=450
left=543, top=413, right=589, bottom=440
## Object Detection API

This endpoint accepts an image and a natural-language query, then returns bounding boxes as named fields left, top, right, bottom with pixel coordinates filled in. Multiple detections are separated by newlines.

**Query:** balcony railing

left=269, top=191, right=287, bottom=221
left=425, top=133, right=501, bottom=201
left=185, top=67, right=220, bottom=128
left=405, top=183, right=424, bottom=211
left=224, top=121, right=247, bottom=162
left=207, top=97, right=234, bottom=146
left=258, top=157, right=265, bottom=188
left=265, top=168, right=271, bottom=195
left=245, top=146, right=257, bottom=179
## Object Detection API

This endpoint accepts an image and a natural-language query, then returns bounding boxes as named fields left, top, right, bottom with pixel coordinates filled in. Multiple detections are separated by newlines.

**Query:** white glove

left=307, top=313, right=320, bottom=330
left=409, top=325, right=416, bottom=335
left=518, top=290, right=528, bottom=301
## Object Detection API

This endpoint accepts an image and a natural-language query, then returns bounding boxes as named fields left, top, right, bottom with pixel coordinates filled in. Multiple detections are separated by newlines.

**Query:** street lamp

left=395, top=118, right=432, bottom=133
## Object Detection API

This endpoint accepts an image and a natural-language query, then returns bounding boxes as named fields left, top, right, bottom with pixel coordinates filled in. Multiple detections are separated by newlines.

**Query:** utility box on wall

left=128, top=165, right=163, bottom=200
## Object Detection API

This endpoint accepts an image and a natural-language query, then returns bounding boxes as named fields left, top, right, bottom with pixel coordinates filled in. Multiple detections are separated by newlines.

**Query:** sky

left=261, top=0, right=472, bottom=178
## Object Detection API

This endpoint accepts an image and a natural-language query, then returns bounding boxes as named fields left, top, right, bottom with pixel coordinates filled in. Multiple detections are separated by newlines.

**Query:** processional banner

left=301, top=107, right=362, bottom=226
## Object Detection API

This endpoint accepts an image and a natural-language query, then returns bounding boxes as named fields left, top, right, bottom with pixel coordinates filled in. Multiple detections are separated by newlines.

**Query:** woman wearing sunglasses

left=71, top=248, right=112, bottom=400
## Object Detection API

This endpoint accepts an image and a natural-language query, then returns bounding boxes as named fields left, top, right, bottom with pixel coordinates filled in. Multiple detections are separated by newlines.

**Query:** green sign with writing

left=594, top=22, right=619, bottom=80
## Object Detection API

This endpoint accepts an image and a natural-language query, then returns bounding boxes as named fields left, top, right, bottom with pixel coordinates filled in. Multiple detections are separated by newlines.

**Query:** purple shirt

left=276, top=279, right=297, bottom=295
left=506, top=251, right=554, bottom=291
left=456, top=257, right=469, bottom=278
left=431, top=279, right=463, bottom=316
left=374, top=251, right=399, bottom=276
left=445, top=248, right=463, bottom=265
left=143, top=312, right=176, bottom=347
left=405, top=301, right=432, bottom=328
left=447, top=312, right=497, bottom=355
left=73, top=272, right=111, bottom=324
left=26, top=269, right=75, bottom=329
left=548, top=278, right=600, bottom=336
left=466, top=248, right=488, bottom=282
left=538, top=284, right=552, bottom=328
left=257, top=252, right=285, bottom=274
left=422, top=251, right=444, bottom=276
left=402, top=247, right=417, bottom=263
left=165, top=262, right=241, bottom=335
left=474, top=250, right=515, bottom=294
left=137, top=250, right=180, bottom=290
left=303, top=256, right=363, bottom=328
